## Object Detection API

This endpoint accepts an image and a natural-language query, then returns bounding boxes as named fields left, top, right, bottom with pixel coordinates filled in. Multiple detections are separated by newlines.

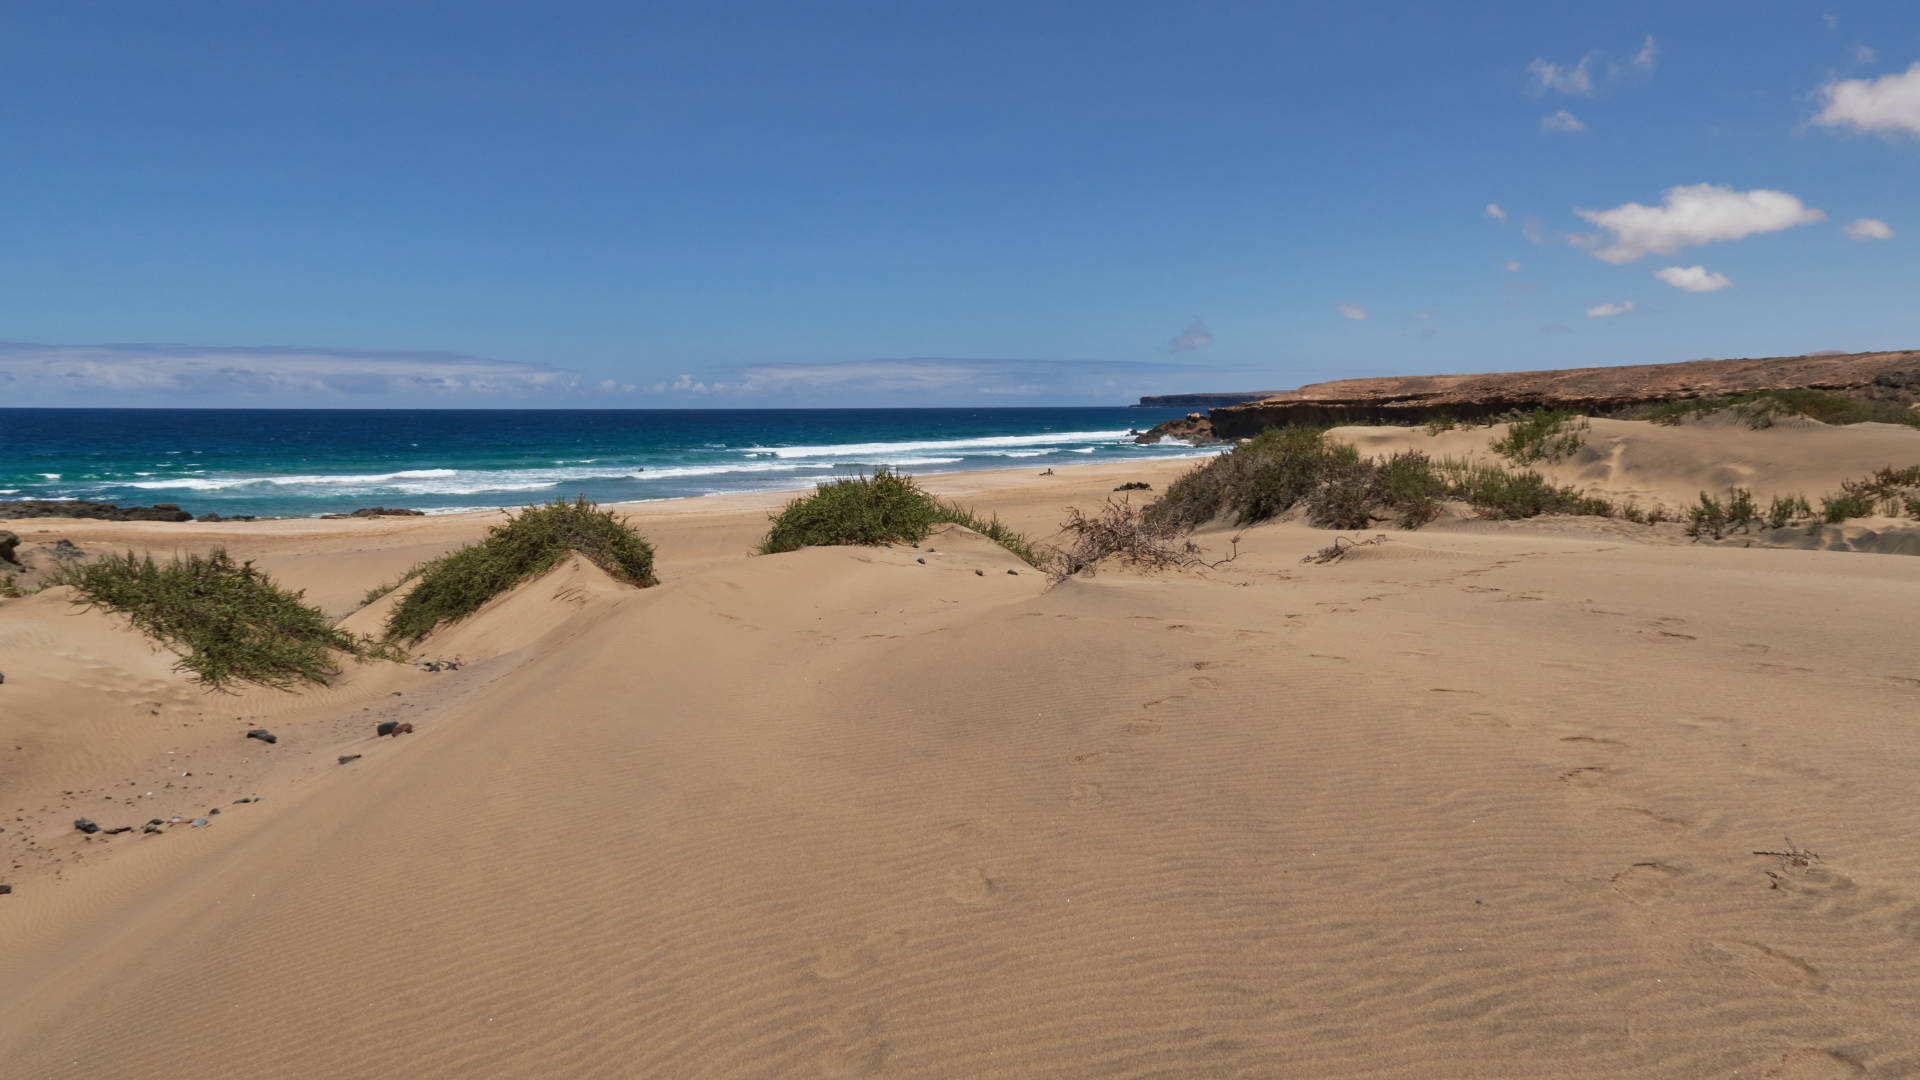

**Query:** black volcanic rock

left=0, top=500, right=192, bottom=522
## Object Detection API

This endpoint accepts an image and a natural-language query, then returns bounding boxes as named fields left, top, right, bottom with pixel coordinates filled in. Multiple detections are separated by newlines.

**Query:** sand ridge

left=3, top=430, right=1919, bottom=1077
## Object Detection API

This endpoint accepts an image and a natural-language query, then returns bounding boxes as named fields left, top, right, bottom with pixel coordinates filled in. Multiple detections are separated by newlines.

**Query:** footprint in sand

left=1700, top=939, right=1827, bottom=992
left=1610, top=862, right=1682, bottom=904
left=815, top=1005, right=889, bottom=1078
left=1069, top=783, right=1104, bottom=809
left=1069, top=751, right=1106, bottom=765
left=1559, top=766, right=1611, bottom=789
left=945, top=867, right=996, bottom=904
left=811, top=929, right=907, bottom=980
left=1762, top=1048, right=1864, bottom=1079
left=1188, top=675, right=1220, bottom=689
left=1603, top=806, right=1687, bottom=832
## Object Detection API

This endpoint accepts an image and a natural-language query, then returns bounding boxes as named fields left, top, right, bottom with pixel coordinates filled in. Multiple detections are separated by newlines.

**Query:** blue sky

left=2, top=2, right=1915, bottom=407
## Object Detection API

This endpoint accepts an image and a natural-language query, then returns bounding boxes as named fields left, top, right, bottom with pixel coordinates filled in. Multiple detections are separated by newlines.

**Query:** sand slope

left=4, top=442, right=1920, bottom=1078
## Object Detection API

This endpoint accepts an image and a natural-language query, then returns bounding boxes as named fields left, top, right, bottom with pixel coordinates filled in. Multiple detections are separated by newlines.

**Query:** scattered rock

left=0, top=884, right=11, bottom=895
left=0, top=501, right=193, bottom=522
left=916, top=557, right=926, bottom=564
left=196, top=513, right=259, bottom=523
left=73, top=818, right=99, bottom=834
left=245, top=728, right=277, bottom=744
left=190, top=817, right=209, bottom=828
left=50, top=539, right=85, bottom=560
left=349, top=506, right=426, bottom=517
left=0, top=672, right=6, bottom=685
left=102, top=825, right=134, bottom=835
left=142, top=824, right=163, bottom=835
left=1007, top=569, right=1018, bottom=575
left=208, top=808, right=220, bottom=816
left=338, top=754, right=361, bottom=765
left=233, top=798, right=252, bottom=804
left=0, top=530, right=19, bottom=564
left=376, top=721, right=413, bottom=737
left=974, top=569, right=984, bottom=576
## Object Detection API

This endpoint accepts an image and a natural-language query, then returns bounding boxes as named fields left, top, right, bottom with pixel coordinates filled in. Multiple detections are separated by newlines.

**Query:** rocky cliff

left=1208, top=350, right=1920, bottom=438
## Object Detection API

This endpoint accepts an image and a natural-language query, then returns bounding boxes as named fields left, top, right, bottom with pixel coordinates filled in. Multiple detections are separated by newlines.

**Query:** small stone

left=142, top=824, right=163, bottom=835
left=147, top=819, right=164, bottom=826
left=208, top=808, right=220, bottom=816
left=974, top=569, right=984, bottom=576
left=1007, top=569, right=1018, bottom=575
left=233, top=798, right=251, bottom=805
left=73, top=818, right=99, bottom=834
left=102, top=825, right=134, bottom=835
left=338, top=754, right=361, bottom=765
left=0, top=884, right=11, bottom=895
left=245, top=729, right=277, bottom=744
left=916, top=557, right=926, bottom=564
left=377, top=721, right=399, bottom=736
left=190, top=818, right=209, bottom=828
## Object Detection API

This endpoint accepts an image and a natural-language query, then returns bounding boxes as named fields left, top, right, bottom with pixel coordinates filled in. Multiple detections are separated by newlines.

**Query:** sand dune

left=4, top=429, right=1920, bottom=1078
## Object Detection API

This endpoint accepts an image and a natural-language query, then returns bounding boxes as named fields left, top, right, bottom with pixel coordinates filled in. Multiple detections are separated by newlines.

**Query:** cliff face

left=1135, top=392, right=1276, bottom=409
left=1208, top=350, right=1920, bottom=439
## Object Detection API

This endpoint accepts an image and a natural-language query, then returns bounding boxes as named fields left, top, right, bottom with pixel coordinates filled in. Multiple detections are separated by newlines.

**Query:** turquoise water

left=0, top=407, right=1211, bottom=518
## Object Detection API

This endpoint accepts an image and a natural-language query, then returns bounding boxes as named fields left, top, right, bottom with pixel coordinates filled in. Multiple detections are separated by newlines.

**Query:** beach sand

left=4, top=422, right=1919, bottom=1078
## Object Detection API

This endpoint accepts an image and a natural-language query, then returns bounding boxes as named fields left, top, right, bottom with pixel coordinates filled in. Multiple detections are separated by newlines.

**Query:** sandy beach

left=5, top=420, right=1920, bottom=1078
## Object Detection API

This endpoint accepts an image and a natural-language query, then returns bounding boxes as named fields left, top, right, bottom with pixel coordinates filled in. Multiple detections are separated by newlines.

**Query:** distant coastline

left=1132, top=392, right=1275, bottom=408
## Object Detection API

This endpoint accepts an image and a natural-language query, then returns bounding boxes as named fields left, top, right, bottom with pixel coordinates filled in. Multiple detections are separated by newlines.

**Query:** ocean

left=0, top=407, right=1213, bottom=518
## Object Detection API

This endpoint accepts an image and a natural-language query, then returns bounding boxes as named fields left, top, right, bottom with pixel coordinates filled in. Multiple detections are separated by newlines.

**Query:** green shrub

left=1424, top=415, right=1459, bottom=435
left=385, top=497, right=657, bottom=643
left=59, top=549, right=372, bottom=688
left=1725, top=487, right=1756, bottom=532
left=1146, top=425, right=1357, bottom=529
left=1371, top=451, right=1448, bottom=527
left=1821, top=491, right=1877, bottom=524
left=1648, top=390, right=1920, bottom=429
left=1765, top=494, right=1812, bottom=530
left=0, top=572, right=21, bottom=599
left=757, top=469, right=1044, bottom=567
left=1490, top=409, right=1587, bottom=465
left=1687, top=493, right=1729, bottom=540
left=1443, top=461, right=1614, bottom=520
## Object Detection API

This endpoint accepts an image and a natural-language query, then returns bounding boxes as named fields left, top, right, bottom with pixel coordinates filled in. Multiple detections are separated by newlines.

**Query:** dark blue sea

left=0, top=407, right=1211, bottom=518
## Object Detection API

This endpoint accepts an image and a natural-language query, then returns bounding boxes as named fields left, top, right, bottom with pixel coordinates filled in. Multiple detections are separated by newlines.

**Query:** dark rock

left=73, top=818, right=99, bottom=834
left=338, top=754, right=361, bottom=765
left=197, top=513, right=259, bottom=523
left=0, top=530, right=19, bottom=564
left=233, top=798, right=252, bottom=804
left=916, top=557, right=926, bottom=564
left=349, top=507, right=426, bottom=518
left=1007, top=569, right=1018, bottom=575
left=974, top=569, right=984, bottom=576
left=208, top=808, right=220, bottom=815
left=50, top=539, right=85, bottom=560
left=0, top=500, right=193, bottom=522
left=1134, top=392, right=1277, bottom=409
left=1113, top=481, right=1153, bottom=491
left=0, top=884, right=11, bottom=895
left=376, top=720, right=416, bottom=737
left=1134, top=414, right=1219, bottom=446
left=245, top=728, right=277, bottom=744
left=142, top=824, right=163, bottom=835
left=102, top=825, right=134, bottom=835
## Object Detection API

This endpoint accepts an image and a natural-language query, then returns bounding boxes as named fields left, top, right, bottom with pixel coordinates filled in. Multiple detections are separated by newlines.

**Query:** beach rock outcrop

left=1207, top=350, right=1920, bottom=437
left=349, top=507, right=426, bottom=517
left=1134, top=413, right=1221, bottom=446
left=0, top=501, right=193, bottom=522
left=0, top=530, right=19, bottom=564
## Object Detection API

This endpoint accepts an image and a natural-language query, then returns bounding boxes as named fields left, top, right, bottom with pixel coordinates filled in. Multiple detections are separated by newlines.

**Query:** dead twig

left=1302, top=533, right=1390, bottom=565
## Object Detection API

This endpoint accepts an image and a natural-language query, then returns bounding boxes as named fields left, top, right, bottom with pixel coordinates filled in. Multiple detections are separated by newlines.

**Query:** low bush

left=1687, top=493, right=1728, bottom=540
left=1766, top=494, right=1812, bottom=529
left=1821, top=491, right=1878, bottom=524
left=1050, top=498, right=1203, bottom=580
left=1490, top=409, right=1587, bottom=465
left=385, top=497, right=657, bottom=643
left=59, top=549, right=375, bottom=688
left=757, top=469, right=1044, bottom=568
left=1648, top=390, right=1920, bottom=429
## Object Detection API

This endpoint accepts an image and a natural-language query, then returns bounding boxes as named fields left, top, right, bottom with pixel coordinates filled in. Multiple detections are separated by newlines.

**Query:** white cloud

left=0, top=342, right=572, bottom=403
left=1653, top=265, right=1733, bottom=292
left=1852, top=44, right=1878, bottom=67
left=1166, top=317, right=1213, bottom=353
left=1574, top=183, right=1825, bottom=264
left=1844, top=217, right=1894, bottom=240
left=1337, top=303, right=1370, bottom=321
left=1541, top=109, right=1587, bottom=133
left=1586, top=300, right=1635, bottom=318
left=1813, top=62, right=1920, bottom=135
left=1528, top=55, right=1595, bottom=97
left=1629, top=35, right=1658, bottom=72
left=1485, top=202, right=1508, bottom=221
left=1504, top=261, right=1522, bottom=272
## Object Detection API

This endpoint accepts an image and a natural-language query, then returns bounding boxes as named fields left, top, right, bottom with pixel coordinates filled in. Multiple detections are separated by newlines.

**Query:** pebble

left=974, top=569, right=984, bottom=576
left=102, top=825, right=134, bottom=835
left=245, top=728, right=277, bottom=744
left=0, top=884, right=11, bottom=895
left=73, top=818, right=99, bottom=834
left=233, top=797, right=253, bottom=804
left=208, top=808, right=220, bottom=816
left=190, top=818, right=209, bottom=828
left=916, top=557, right=926, bottom=564
left=142, top=824, right=163, bottom=835
left=338, top=754, right=362, bottom=765
left=376, top=721, right=400, bottom=737
left=1007, top=569, right=1019, bottom=575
